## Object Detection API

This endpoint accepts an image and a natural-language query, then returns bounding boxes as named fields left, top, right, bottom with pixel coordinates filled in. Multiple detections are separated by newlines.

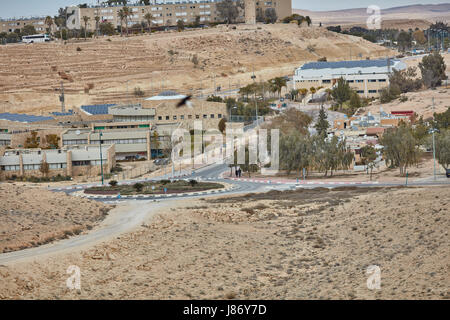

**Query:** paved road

left=1, top=158, right=448, bottom=265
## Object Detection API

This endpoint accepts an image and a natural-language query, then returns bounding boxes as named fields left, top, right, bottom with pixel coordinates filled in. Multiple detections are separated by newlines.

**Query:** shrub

left=134, top=87, right=145, bottom=97
left=133, top=183, right=144, bottom=192
left=160, top=179, right=170, bottom=185
left=76, top=47, right=82, bottom=51
left=109, top=180, right=118, bottom=187
left=189, top=179, right=198, bottom=187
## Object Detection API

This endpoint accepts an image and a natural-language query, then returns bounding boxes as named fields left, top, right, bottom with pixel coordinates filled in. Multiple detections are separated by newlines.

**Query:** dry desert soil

left=0, top=24, right=393, bottom=114
left=0, top=183, right=112, bottom=253
left=0, top=185, right=448, bottom=299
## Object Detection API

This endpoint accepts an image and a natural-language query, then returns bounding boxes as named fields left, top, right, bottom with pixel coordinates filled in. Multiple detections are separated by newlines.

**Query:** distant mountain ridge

left=293, top=3, right=450, bottom=27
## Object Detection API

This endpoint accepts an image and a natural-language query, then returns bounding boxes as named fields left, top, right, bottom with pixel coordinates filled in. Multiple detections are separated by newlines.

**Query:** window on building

left=173, top=115, right=177, bottom=120
left=368, top=90, right=377, bottom=93
left=166, top=116, right=170, bottom=120
left=196, top=115, right=200, bottom=119
left=158, top=116, right=162, bottom=120
left=181, top=115, right=185, bottom=120
left=210, top=114, right=215, bottom=119
left=218, top=114, right=222, bottom=119
left=322, top=80, right=331, bottom=84
left=356, top=80, right=364, bottom=83
left=203, top=114, right=207, bottom=119
left=378, top=79, right=386, bottom=82
left=72, top=160, right=91, bottom=166
left=368, top=79, right=377, bottom=82
left=188, top=115, right=192, bottom=119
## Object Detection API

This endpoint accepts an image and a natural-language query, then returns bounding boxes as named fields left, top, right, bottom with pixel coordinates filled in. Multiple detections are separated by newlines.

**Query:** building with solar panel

left=293, top=59, right=407, bottom=98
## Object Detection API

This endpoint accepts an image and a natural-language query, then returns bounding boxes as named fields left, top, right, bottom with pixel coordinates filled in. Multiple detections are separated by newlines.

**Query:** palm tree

left=55, top=17, right=65, bottom=42
left=310, top=87, right=316, bottom=101
left=95, top=16, right=100, bottom=37
left=144, top=13, right=153, bottom=33
left=45, top=16, right=54, bottom=36
left=122, top=6, right=131, bottom=36
left=82, top=16, right=90, bottom=40
left=118, top=9, right=125, bottom=37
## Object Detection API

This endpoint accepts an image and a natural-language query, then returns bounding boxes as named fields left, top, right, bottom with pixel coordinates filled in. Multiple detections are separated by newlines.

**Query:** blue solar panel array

left=0, top=112, right=54, bottom=123
left=51, top=111, right=74, bottom=116
left=301, top=59, right=395, bottom=70
left=80, top=104, right=116, bottom=115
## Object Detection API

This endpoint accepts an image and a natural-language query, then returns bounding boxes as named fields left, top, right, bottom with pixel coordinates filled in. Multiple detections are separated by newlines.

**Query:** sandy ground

left=0, top=185, right=448, bottom=299
left=0, top=24, right=393, bottom=115
left=0, top=183, right=112, bottom=253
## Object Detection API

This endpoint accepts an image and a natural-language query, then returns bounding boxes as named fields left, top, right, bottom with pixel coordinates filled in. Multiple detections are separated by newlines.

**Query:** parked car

left=446, top=169, right=450, bottom=178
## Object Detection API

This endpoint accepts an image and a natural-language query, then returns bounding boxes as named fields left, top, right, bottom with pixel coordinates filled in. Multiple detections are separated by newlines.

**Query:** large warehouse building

left=293, top=59, right=407, bottom=98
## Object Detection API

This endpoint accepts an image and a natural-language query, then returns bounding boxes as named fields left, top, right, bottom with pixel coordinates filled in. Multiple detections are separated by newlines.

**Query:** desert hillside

left=294, top=3, right=450, bottom=28
left=0, top=186, right=448, bottom=299
left=0, top=23, right=393, bottom=114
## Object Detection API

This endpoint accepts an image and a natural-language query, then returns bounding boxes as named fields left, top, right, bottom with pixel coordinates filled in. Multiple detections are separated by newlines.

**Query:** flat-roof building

left=65, top=0, right=292, bottom=30
left=0, top=145, right=115, bottom=180
left=293, top=59, right=407, bottom=98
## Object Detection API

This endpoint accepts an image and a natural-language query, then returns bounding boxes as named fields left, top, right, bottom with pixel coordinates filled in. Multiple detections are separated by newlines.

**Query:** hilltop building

left=65, top=0, right=292, bottom=30
left=293, top=59, right=407, bottom=98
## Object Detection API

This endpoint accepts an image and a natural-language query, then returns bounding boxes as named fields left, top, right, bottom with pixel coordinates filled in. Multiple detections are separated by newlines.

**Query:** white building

left=293, top=59, right=407, bottom=98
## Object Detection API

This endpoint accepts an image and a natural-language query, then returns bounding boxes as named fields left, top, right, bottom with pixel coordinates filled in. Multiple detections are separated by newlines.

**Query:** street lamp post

left=432, top=98, right=437, bottom=181
left=99, top=131, right=104, bottom=185
left=251, top=72, right=258, bottom=125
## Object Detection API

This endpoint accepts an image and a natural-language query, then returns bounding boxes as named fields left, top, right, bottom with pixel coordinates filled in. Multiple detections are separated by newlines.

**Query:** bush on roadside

left=109, top=180, right=118, bottom=187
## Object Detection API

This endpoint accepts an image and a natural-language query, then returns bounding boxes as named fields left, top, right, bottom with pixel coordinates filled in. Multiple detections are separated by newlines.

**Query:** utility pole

left=59, top=81, right=65, bottom=113
left=99, top=131, right=104, bottom=185
left=251, top=68, right=258, bottom=124
left=432, top=97, right=437, bottom=181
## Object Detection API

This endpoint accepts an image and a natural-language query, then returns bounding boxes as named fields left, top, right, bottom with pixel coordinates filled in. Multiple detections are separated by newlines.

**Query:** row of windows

left=0, top=140, right=10, bottom=145
left=158, top=114, right=222, bottom=121
left=1, top=165, right=20, bottom=171
left=63, top=139, right=88, bottom=145
left=91, top=138, right=147, bottom=145
left=356, top=90, right=383, bottom=94
left=2, top=163, right=68, bottom=171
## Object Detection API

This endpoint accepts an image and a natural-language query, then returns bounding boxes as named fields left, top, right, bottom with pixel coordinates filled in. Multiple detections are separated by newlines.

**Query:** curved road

left=0, top=160, right=448, bottom=265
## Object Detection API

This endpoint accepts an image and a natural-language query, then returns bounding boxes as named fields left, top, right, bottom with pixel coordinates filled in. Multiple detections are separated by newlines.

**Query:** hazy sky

left=0, top=0, right=448, bottom=19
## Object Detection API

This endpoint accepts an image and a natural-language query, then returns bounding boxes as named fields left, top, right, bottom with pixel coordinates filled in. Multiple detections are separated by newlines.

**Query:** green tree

left=360, top=145, right=377, bottom=180
left=264, top=8, right=277, bottom=24
left=39, top=161, right=50, bottom=177
left=380, top=124, right=421, bottom=176
left=433, top=107, right=450, bottom=131
left=331, top=77, right=351, bottom=107
left=348, top=91, right=362, bottom=116
left=94, top=16, right=101, bottom=37
left=435, top=130, right=450, bottom=169
left=397, top=31, right=412, bottom=52
left=82, top=16, right=90, bottom=40
left=216, top=0, right=240, bottom=24
left=22, top=25, right=37, bottom=36
left=269, top=77, right=287, bottom=99
left=177, top=19, right=185, bottom=31
left=419, top=51, right=447, bottom=88
left=315, top=105, right=329, bottom=137
left=144, top=13, right=154, bottom=33
left=45, top=16, right=54, bottom=35
left=99, top=22, right=115, bottom=36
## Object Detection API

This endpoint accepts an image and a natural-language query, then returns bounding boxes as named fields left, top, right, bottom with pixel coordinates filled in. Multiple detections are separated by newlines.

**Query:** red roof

left=391, top=110, right=414, bottom=115
left=366, top=127, right=385, bottom=135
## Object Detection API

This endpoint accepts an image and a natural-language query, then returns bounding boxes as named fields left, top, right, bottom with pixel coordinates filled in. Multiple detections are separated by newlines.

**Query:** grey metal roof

left=158, top=90, right=180, bottom=96
left=300, top=59, right=396, bottom=71
left=0, top=113, right=54, bottom=123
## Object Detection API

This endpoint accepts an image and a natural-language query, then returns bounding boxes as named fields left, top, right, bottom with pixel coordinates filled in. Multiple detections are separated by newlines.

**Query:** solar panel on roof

left=0, top=113, right=54, bottom=123
left=301, top=59, right=396, bottom=70
left=80, top=104, right=116, bottom=115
